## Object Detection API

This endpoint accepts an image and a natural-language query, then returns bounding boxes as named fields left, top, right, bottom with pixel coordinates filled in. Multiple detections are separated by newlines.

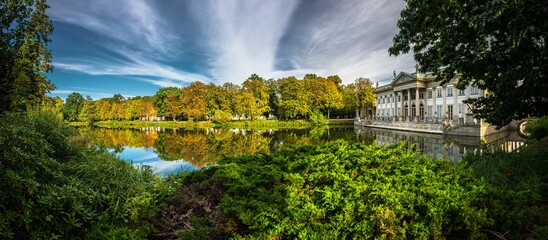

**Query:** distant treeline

left=49, top=74, right=376, bottom=122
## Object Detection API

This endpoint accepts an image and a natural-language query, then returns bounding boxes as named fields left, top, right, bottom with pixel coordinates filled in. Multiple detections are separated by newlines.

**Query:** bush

left=0, top=111, right=164, bottom=239
left=309, top=110, right=328, bottom=126
left=465, top=149, right=548, bottom=239
left=161, top=140, right=490, bottom=239
left=525, top=116, right=548, bottom=140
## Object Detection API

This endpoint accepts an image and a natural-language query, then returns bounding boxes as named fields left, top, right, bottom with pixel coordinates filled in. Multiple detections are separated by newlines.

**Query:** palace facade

left=374, top=69, right=483, bottom=123
left=352, top=66, right=517, bottom=137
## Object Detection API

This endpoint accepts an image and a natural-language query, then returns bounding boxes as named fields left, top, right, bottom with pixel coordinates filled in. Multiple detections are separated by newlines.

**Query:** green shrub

left=465, top=149, right=548, bottom=239
left=309, top=110, right=328, bottom=126
left=162, top=140, right=490, bottom=239
left=525, top=116, right=548, bottom=140
left=0, top=111, right=164, bottom=239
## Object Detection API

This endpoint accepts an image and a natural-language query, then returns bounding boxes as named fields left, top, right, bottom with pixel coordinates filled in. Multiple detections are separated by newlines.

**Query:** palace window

left=447, top=105, right=453, bottom=120
left=427, top=89, right=432, bottom=99
left=447, top=86, right=453, bottom=97
left=437, top=88, right=442, bottom=98
left=458, top=88, right=465, bottom=96
left=419, top=92, right=424, bottom=99
left=471, top=85, right=479, bottom=95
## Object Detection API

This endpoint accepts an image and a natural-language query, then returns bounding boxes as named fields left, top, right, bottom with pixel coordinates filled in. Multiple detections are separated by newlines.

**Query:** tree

left=389, top=0, right=547, bottom=126
left=153, top=87, right=181, bottom=117
left=265, top=78, right=279, bottom=118
left=205, top=83, right=231, bottom=119
left=164, top=93, right=182, bottom=121
left=139, top=96, right=157, bottom=120
left=344, top=77, right=375, bottom=117
left=78, top=100, right=96, bottom=124
left=222, top=82, right=241, bottom=117
left=181, top=81, right=207, bottom=120
left=304, top=75, right=343, bottom=119
left=277, top=76, right=310, bottom=119
left=63, top=92, right=85, bottom=122
left=242, top=74, right=271, bottom=118
left=0, top=0, right=54, bottom=112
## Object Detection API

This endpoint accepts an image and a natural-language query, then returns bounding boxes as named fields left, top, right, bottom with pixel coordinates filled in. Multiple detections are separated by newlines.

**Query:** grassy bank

left=69, top=118, right=354, bottom=130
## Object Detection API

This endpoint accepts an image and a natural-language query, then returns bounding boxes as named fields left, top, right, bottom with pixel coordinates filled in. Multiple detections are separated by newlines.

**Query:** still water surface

left=75, top=127, right=525, bottom=175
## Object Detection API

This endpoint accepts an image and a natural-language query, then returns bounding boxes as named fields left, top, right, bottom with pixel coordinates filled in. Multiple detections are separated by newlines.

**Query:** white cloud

left=48, top=0, right=416, bottom=88
left=190, top=0, right=300, bottom=84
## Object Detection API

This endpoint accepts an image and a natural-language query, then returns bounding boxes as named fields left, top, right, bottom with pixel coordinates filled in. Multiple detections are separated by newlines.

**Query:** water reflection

left=75, top=126, right=525, bottom=175
left=355, top=126, right=526, bottom=162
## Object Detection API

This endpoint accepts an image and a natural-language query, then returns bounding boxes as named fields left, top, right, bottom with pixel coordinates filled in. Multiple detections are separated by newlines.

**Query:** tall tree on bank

left=62, top=92, right=85, bottom=122
left=389, top=0, right=547, bottom=126
left=344, top=77, right=375, bottom=117
left=153, top=87, right=181, bottom=117
left=0, top=0, right=54, bottom=112
left=242, top=74, right=270, bottom=118
left=181, top=81, right=207, bottom=120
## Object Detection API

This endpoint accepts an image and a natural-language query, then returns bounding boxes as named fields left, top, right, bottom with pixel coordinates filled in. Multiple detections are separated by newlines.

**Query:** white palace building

left=355, top=67, right=518, bottom=137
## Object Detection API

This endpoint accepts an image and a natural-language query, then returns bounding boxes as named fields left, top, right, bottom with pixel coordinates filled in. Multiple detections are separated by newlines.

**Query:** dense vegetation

left=1, top=110, right=546, bottom=239
left=389, top=0, right=548, bottom=126
left=0, top=110, right=167, bottom=239
left=61, top=74, right=376, bottom=124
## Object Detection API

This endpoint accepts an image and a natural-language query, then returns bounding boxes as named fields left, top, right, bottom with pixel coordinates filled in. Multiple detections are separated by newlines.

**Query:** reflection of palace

left=355, top=127, right=525, bottom=162
left=356, top=66, right=521, bottom=137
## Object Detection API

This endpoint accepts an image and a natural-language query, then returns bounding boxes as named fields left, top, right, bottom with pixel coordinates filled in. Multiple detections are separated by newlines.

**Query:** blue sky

left=46, top=0, right=415, bottom=100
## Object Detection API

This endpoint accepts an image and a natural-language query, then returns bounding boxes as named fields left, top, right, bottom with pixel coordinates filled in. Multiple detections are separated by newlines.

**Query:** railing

left=362, top=115, right=477, bottom=125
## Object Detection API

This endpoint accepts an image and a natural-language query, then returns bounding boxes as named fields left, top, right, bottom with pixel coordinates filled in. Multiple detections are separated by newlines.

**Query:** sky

left=46, top=0, right=416, bottom=100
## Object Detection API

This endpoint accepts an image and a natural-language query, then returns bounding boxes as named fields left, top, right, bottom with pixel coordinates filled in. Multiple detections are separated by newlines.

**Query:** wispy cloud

left=47, top=0, right=416, bottom=96
left=188, top=0, right=300, bottom=83
left=272, top=0, right=414, bottom=84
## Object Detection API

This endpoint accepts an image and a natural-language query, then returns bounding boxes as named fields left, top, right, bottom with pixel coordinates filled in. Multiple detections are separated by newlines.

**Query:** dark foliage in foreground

left=0, top=110, right=167, bottom=239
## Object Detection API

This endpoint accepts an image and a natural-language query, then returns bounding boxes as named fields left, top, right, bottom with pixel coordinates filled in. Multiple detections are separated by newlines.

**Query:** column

left=400, top=90, right=404, bottom=121
left=415, top=88, right=420, bottom=122
left=392, top=93, right=396, bottom=122
left=454, top=86, right=458, bottom=122
left=407, top=89, right=411, bottom=121
left=432, top=88, right=436, bottom=123
left=442, top=86, right=447, bottom=121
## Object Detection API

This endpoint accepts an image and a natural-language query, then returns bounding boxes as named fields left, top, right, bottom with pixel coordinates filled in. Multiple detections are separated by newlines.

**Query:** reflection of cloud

left=117, top=147, right=198, bottom=175
left=135, top=161, right=197, bottom=176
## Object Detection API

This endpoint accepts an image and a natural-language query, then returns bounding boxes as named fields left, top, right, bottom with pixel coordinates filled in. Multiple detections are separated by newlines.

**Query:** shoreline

left=69, top=119, right=355, bottom=130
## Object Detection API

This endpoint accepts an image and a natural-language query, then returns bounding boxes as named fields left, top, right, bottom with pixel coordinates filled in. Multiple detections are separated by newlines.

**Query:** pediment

left=390, top=72, right=417, bottom=86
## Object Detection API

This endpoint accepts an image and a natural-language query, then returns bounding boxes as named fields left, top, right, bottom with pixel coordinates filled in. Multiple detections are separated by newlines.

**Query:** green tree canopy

left=389, top=0, right=547, bottom=126
left=243, top=74, right=271, bottom=118
left=153, top=87, right=181, bottom=117
left=1, top=0, right=54, bottom=112
left=62, top=92, right=85, bottom=122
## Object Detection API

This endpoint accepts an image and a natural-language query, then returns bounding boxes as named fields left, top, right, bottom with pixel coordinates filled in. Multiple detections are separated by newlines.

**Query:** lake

left=74, top=126, right=526, bottom=175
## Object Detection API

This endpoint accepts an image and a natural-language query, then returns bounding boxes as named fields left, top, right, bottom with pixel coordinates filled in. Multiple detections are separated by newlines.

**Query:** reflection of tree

left=155, top=130, right=211, bottom=168
left=207, top=129, right=271, bottom=158
left=180, top=133, right=209, bottom=167
left=76, top=127, right=369, bottom=169
left=309, top=127, right=327, bottom=140
left=76, top=128, right=158, bottom=149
